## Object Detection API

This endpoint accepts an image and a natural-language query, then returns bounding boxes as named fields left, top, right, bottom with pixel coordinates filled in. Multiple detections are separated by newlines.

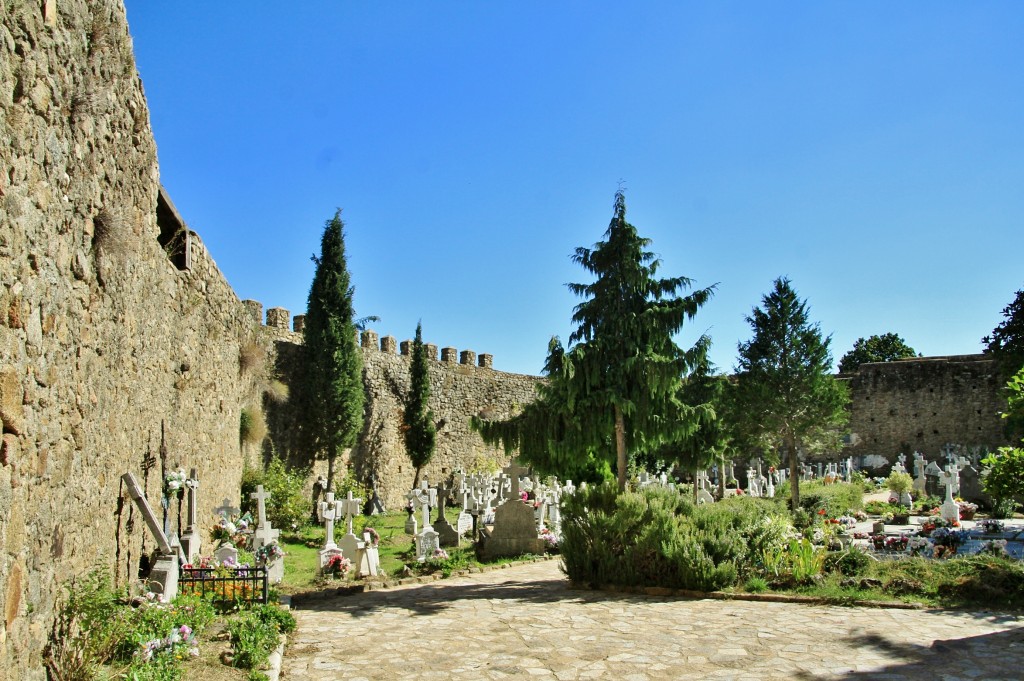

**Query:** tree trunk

left=413, top=466, right=422, bottom=489
left=614, top=405, right=628, bottom=491
left=326, top=447, right=337, bottom=494
left=718, top=454, right=726, bottom=499
left=786, top=435, right=799, bottom=511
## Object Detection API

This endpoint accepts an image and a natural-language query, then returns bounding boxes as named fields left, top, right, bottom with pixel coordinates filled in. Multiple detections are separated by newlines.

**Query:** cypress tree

left=303, top=210, right=364, bottom=491
left=404, top=322, right=436, bottom=487
left=732, top=277, right=849, bottom=509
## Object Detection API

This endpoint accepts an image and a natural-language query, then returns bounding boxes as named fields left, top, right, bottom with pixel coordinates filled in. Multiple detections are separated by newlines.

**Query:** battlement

left=237, top=303, right=496, bottom=370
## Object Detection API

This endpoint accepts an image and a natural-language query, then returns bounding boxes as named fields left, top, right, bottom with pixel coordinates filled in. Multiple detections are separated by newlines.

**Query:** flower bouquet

left=324, top=554, right=352, bottom=577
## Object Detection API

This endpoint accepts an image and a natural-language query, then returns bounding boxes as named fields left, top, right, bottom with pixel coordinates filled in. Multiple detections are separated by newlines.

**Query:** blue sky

left=123, top=2, right=1024, bottom=377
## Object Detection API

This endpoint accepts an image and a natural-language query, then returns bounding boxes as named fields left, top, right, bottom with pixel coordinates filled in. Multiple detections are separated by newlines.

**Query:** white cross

left=250, top=485, right=272, bottom=528
left=341, top=491, right=362, bottom=535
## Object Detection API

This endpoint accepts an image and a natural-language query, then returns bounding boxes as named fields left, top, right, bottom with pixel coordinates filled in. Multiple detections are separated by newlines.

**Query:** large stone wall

left=262, top=320, right=541, bottom=511
left=0, top=3, right=265, bottom=678
left=843, top=354, right=1010, bottom=464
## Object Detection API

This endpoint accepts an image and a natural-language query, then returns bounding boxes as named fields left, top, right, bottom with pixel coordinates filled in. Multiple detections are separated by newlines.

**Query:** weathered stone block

left=0, top=367, right=25, bottom=435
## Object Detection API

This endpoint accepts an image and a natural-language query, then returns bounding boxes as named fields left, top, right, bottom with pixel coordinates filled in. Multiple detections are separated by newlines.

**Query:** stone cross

left=340, top=491, right=361, bottom=536
left=122, top=472, right=176, bottom=557
left=250, top=484, right=279, bottom=550
left=122, top=472, right=182, bottom=601
left=503, top=459, right=529, bottom=501
left=408, top=482, right=436, bottom=531
left=181, top=468, right=201, bottom=563
left=937, top=467, right=960, bottom=523
left=436, top=481, right=453, bottom=523
left=250, top=485, right=272, bottom=528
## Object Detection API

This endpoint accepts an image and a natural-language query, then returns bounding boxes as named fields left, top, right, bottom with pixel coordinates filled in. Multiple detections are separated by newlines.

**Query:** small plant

left=264, top=379, right=290, bottom=404
left=744, top=576, right=769, bottom=593
left=886, top=472, right=913, bottom=496
left=239, top=341, right=265, bottom=374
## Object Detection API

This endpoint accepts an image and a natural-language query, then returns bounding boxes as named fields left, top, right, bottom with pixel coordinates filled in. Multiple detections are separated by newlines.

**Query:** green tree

left=404, top=322, right=436, bottom=487
left=644, top=338, right=732, bottom=498
left=837, top=333, right=919, bottom=373
left=983, top=287, right=1024, bottom=374
left=732, top=277, right=849, bottom=509
left=474, top=191, right=715, bottom=490
left=303, top=210, right=365, bottom=491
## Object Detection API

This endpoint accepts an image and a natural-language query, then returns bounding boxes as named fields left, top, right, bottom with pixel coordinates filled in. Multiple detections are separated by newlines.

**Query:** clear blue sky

left=123, top=2, right=1024, bottom=377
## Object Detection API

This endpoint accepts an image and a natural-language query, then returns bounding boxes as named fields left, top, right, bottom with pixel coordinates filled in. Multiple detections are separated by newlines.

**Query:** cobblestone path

left=283, top=559, right=1024, bottom=680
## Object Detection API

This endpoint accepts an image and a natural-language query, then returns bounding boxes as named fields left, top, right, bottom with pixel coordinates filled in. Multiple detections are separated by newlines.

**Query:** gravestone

left=317, top=492, right=343, bottom=569
left=408, top=481, right=439, bottom=562
left=912, top=452, right=928, bottom=494
left=695, top=470, right=715, bottom=505
left=249, top=484, right=280, bottom=551
left=180, top=469, right=202, bottom=563
left=938, top=467, right=961, bottom=523
left=214, top=543, right=239, bottom=565
left=356, top=530, right=382, bottom=578
left=434, top=481, right=461, bottom=548
left=477, top=460, right=544, bottom=561
left=122, top=472, right=181, bottom=601
left=337, top=491, right=364, bottom=563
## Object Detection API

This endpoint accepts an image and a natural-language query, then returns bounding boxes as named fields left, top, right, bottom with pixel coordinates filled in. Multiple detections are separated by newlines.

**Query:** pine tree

left=474, top=191, right=715, bottom=490
left=732, top=277, right=849, bottom=509
left=303, top=210, right=364, bottom=491
left=404, top=322, right=436, bottom=487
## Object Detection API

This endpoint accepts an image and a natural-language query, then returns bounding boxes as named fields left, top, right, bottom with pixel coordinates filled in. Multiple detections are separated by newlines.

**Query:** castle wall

left=0, top=3, right=265, bottom=678
left=843, top=354, right=1009, bottom=465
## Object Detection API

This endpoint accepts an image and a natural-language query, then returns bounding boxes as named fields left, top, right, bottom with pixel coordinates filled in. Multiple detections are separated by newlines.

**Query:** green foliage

left=241, top=458, right=310, bottom=530
left=983, top=286, right=1024, bottom=374
left=44, top=570, right=215, bottom=681
left=239, top=407, right=267, bottom=446
left=886, top=471, right=913, bottom=495
left=743, top=576, right=769, bottom=593
left=228, top=609, right=280, bottom=670
left=304, top=210, right=365, bottom=490
left=404, top=322, right=436, bottom=487
left=559, top=483, right=790, bottom=591
left=981, top=446, right=1024, bottom=512
left=731, top=277, right=850, bottom=509
left=775, top=480, right=863, bottom=516
left=824, top=546, right=872, bottom=577
left=473, top=191, right=715, bottom=489
left=332, top=464, right=370, bottom=504
left=837, top=333, right=919, bottom=373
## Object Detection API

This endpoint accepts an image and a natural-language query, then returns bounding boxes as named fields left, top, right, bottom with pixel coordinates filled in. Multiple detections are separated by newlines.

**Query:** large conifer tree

left=304, top=210, right=364, bottom=491
left=474, top=191, right=714, bottom=490
left=404, top=322, right=436, bottom=487
left=732, top=277, right=849, bottom=509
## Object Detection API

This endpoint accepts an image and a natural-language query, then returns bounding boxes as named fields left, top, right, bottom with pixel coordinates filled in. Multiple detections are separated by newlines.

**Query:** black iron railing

left=179, top=566, right=269, bottom=605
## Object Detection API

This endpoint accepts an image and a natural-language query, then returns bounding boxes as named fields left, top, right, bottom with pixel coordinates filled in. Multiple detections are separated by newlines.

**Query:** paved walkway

left=283, top=560, right=1024, bottom=681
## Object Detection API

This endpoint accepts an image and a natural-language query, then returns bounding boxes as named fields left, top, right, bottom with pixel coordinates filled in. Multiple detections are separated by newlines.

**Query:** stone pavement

left=283, top=559, right=1024, bottom=681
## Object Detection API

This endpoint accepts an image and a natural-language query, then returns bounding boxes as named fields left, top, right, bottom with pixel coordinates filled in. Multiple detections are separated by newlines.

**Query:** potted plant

left=886, top=471, right=914, bottom=509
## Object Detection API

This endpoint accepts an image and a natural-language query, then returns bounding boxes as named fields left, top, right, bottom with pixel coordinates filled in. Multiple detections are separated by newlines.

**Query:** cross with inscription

left=503, top=459, right=529, bottom=502
left=318, top=492, right=339, bottom=549
left=340, top=491, right=362, bottom=536
left=435, top=481, right=453, bottom=524
left=407, top=480, right=437, bottom=531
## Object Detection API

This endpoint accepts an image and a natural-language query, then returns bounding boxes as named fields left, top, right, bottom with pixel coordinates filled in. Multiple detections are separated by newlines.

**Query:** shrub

left=886, top=471, right=913, bottom=495
left=241, top=458, right=310, bottom=530
left=778, top=480, right=863, bottom=516
left=824, top=546, right=872, bottom=577
left=559, top=484, right=789, bottom=592
left=981, top=446, right=1024, bottom=512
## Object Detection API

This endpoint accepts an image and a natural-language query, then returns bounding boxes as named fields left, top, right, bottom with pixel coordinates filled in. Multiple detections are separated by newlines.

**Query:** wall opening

left=156, top=186, right=191, bottom=271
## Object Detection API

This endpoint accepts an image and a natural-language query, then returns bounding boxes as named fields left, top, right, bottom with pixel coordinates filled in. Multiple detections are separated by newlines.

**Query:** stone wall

left=0, top=3, right=266, bottom=678
left=843, top=354, right=1010, bottom=465
left=261, top=317, right=541, bottom=511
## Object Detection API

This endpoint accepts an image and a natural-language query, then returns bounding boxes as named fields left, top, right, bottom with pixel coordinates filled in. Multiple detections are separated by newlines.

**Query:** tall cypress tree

left=404, top=322, right=436, bottom=487
left=304, top=210, right=364, bottom=491
left=732, top=277, right=849, bottom=509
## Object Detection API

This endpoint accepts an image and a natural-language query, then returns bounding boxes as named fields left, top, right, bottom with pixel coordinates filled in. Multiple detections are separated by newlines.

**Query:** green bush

left=559, top=484, right=790, bottom=592
left=241, top=458, right=310, bottom=531
left=777, top=480, right=863, bottom=516
left=824, top=547, right=872, bottom=577
left=982, top=446, right=1024, bottom=512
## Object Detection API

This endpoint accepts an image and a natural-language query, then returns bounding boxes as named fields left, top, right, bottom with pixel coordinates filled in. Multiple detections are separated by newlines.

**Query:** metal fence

left=179, top=566, right=269, bottom=605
